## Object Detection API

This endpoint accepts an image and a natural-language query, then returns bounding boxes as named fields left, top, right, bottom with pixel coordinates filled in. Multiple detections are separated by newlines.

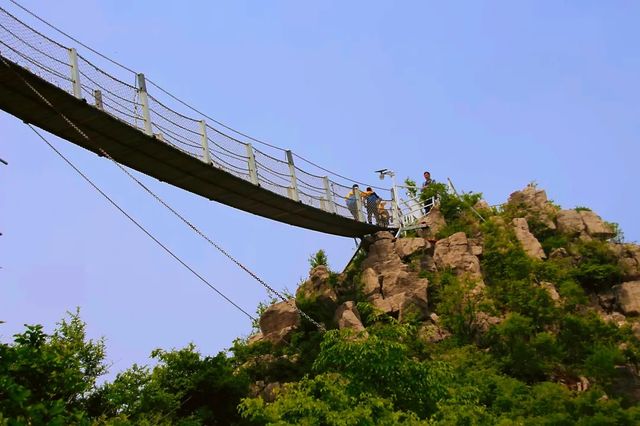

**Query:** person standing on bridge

left=363, top=187, right=382, bottom=224
left=421, top=171, right=434, bottom=215
left=345, top=184, right=366, bottom=220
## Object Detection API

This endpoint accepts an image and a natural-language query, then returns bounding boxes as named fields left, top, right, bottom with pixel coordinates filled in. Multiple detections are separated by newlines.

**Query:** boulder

left=580, top=210, right=615, bottom=239
left=507, top=185, right=557, bottom=230
left=334, top=301, right=366, bottom=333
left=296, top=265, right=338, bottom=310
left=475, top=312, right=503, bottom=333
left=395, top=238, right=429, bottom=258
left=512, top=218, right=546, bottom=260
left=361, top=232, right=406, bottom=275
left=468, top=237, right=484, bottom=257
left=421, top=205, right=446, bottom=237
left=259, top=300, right=301, bottom=345
left=556, top=210, right=586, bottom=235
left=611, top=243, right=640, bottom=281
left=433, top=232, right=483, bottom=279
left=613, top=281, right=640, bottom=316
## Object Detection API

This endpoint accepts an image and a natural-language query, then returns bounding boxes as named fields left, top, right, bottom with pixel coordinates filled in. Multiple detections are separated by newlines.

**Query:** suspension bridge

left=0, top=6, right=425, bottom=238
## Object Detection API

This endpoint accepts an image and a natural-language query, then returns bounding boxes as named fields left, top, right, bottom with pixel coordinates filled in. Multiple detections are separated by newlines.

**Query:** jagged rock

left=361, top=267, right=381, bottom=298
left=420, top=254, right=437, bottom=272
left=395, top=238, right=429, bottom=259
left=475, top=312, right=503, bottom=333
left=610, top=243, right=640, bottom=281
left=259, top=300, right=300, bottom=345
left=580, top=210, right=615, bottom=239
left=556, top=210, right=586, bottom=235
left=361, top=232, right=406, bottom=275
left=507, top=185, right=557, bottom=230
left=540, top=282, right=561, bottom=303
left=550, top=247, right=569, bottom=259
left=468, top=237, right=484, bottom=257
left=433, top=232, right=483, bottom=279
left=613, top=281, right=640, bottom=316
left=247, top=332, right=263, bottom=345
left=512, top=218, right=546, bottom=260
left=296, top=265, right=338, bottom=312
left=361, top=233, right=430, bottom=321
left=334, top=301, right=366, bottom=334
left=421, top=205, right=446, bottom=237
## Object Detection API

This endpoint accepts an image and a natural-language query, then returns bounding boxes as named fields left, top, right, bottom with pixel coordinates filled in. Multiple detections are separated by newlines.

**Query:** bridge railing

left=0, top=5, right=425, bottom=230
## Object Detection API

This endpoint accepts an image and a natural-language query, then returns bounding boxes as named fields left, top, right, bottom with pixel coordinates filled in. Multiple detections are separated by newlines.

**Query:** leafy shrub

left=487, top=313, right=560, bottom=382
left=308, top=249, right=328, bottom=269
left=570, top=240, right=623, bottom=291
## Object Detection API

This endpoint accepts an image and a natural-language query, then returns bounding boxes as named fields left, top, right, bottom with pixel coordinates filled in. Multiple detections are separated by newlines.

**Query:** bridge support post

left=94, top=90, right=103, bottom=110
left=246, top=143, right=259, bottom=185
left=285, top=150, right=299, bottom=202
left=137, top=73, right=153, bottom=136
left=391, top=187, right=402, bottom=227
left=67, top=48, right=82, bottom=99
left=321, top=177, right=335, bottom=213
left=199, top=120, right=212, bottom=164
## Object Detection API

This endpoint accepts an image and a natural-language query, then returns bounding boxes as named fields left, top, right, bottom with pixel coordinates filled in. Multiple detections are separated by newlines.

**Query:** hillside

left=2, top=183, right=640, bottom=425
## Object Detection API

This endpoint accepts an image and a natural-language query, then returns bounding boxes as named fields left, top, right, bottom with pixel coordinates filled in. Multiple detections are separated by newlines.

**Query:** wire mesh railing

left=0, top=5, right=429, bottom=230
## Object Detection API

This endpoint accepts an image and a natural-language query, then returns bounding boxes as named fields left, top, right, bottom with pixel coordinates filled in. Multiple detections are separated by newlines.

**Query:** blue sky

left=1, top=0, right=639, bottom=378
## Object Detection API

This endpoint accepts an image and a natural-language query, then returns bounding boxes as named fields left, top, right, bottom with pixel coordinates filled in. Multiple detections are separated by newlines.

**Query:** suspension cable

left=5, top=0, right=390, bottom=192
left=26, top=124, right=255, bottom=321
left=0, top=54, right=325, bottom=332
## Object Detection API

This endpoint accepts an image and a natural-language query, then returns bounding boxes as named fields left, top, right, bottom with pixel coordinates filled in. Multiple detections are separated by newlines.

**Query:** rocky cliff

left=246, top=184, right=640, bottom=418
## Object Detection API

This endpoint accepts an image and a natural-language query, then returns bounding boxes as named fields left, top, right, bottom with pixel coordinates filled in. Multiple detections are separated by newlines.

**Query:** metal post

left=199, top=120, right=211, bottom=164
left=391, top=187, right=402, bottom=227
left=94, top=90, right=103, bottom=110
left=322, top=176, right=335, bottom=213
left=285, top=150, right=299, bottom=202
left=137, top=73, right=153, bottom=136
left=68, top=48, right=82, bottom=99
left=246, top=143, right=259, bottom=185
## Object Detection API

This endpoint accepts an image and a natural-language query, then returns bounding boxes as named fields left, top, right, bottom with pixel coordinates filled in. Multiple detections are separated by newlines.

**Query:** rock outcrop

left=507, top=185, right=557, bottom=231
left=556, top=209, right=615, bottom=239
left=334, top=301, right=366, bottom=333
left=609, top=243, right=640, bottom=281
left=433, top=232, right=483, bottom=281
left=613, top=281, right=640, bottom=316
left=259, top=300, right=300, bottom=345
left=361, top=232, right=430, bottom=321
left=512, top=218, right=546, bottom=259
left=296, top=265, right=338, bottom=312
left=395, top=238, right=429, bottom=259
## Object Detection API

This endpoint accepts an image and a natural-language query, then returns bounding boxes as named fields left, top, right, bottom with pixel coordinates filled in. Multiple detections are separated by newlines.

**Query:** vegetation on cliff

left=2, top=184, right=640, bottom=425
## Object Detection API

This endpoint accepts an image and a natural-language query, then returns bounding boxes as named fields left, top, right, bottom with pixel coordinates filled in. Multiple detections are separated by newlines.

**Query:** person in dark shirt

left=421, top=171, right=433, bottom=215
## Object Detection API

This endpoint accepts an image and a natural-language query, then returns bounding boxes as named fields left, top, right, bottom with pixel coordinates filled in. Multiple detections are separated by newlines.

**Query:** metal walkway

left=0, top=7, right=408, bottom=237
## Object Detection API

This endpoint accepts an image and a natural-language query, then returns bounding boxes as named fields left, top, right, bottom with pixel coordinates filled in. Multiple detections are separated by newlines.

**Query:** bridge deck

left=0, top=56, right=391, bottom=237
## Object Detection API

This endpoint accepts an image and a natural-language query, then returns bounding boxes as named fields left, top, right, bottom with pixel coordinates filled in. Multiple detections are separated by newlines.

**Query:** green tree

left=0, top=310, right=107, bottom=425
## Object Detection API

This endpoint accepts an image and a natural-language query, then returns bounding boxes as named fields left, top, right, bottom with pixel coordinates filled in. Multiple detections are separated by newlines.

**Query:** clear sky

left=1, top=0, right=639, bottom=379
